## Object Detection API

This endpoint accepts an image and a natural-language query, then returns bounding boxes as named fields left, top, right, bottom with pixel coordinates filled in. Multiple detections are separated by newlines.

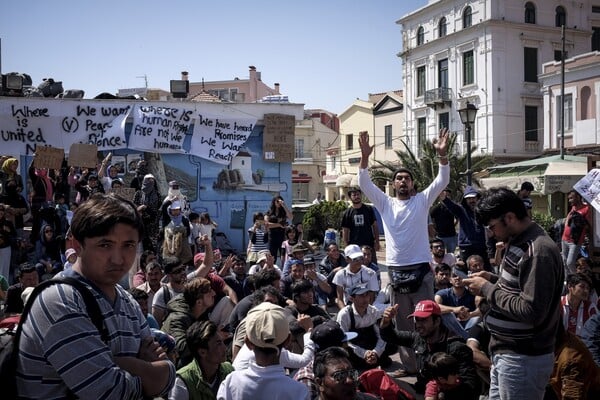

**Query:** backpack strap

left=12, top=277, right=109, bottom=361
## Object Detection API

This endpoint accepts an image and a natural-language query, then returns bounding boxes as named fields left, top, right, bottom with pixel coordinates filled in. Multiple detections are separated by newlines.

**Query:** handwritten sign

left=68, top=143, right=98, bottom=168
left=574, top=169, right=600, bottom=214
left=110, top=187, right=136, bottom=202
left=129, top=104, right=194, bottom=153
left=0, top=98, right=129, bottom=156
left=190, top=114, right=256, bottom=165
left=34, top=146, right=64, bottom=170
left=263, top=113, right=295, bottom=163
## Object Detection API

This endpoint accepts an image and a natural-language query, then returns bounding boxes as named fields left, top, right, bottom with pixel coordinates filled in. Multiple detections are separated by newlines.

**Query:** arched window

left=525, top=2, right=536, bottom=24
left=463, top=6, right=473, bottom=28
left=581, top=86, right=591, bottom=120
left=556, top=6, right=566, bottom=27
left=439, top=17, right=447, bottom=38
left=416, top=26, right=424, bottom=46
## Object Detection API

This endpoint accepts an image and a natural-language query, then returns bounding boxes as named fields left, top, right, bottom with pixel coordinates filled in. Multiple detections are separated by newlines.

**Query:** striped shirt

left=16, top=274, right=176, bottom=399
left=482, top=223, right=564, bottom=356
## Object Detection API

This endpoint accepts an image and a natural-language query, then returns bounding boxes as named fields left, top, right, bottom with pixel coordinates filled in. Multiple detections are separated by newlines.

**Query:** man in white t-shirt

left=332, top=244, right=379, bottom=310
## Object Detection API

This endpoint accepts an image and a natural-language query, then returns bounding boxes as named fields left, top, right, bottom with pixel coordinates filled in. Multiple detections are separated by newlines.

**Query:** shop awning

left=480, top=155, right=588, bottom=194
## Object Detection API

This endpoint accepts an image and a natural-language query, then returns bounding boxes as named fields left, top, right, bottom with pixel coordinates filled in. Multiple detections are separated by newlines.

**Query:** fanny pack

left=389, top=263, right=430, bottom=294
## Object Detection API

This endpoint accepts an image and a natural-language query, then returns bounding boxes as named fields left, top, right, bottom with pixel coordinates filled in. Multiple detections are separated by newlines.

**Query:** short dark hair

left=251, top=286, right=286, bottom=308
left=186, top=320, right=218, bottom=361
left=313, top=347, right=351, bottom=380
left=163, top=256, right=182, bottom=274
left=566, top=273, right=593, bottom=289
left=253, top=268, right=281, bottom=290
left=189, top=212, right=200, bottom=221
left=426, top=352, right=459, bottom=379
left=183, top=278, right=212, bottom=307
left=434, top=263, right=451, bottom=273
left=70, top=193, right=144, bottom=244
left=520, top=181, right=534, bottom=192
left=430, top=238, right=444, bottom=248
left=291, top=279, right=314, bottom=301
left=18, top=262, right=37, bottom=276
left=474, top=187, right=528, bottom=226
left=128, top=287, right=148, bottom=301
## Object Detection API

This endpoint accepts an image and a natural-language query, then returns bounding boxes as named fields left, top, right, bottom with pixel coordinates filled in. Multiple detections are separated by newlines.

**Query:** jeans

left=489, top=352, right=554, bottom=400
left=561, top=240, right=580, bottom=276
left=439, top=235, right=458, bottom=255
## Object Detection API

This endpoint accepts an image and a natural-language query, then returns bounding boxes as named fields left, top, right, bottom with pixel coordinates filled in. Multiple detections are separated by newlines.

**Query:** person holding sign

left=98, top=152, right=120, bottom=193
left=265, top=195, right=292, bottom=264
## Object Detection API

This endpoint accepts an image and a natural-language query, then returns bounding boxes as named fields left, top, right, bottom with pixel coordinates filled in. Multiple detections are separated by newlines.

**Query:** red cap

left=407, top=300, right=441, bottom=318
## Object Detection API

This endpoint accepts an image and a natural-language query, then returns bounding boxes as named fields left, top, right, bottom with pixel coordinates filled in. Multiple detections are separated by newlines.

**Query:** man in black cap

left=341, top=187, right=380, bottom=253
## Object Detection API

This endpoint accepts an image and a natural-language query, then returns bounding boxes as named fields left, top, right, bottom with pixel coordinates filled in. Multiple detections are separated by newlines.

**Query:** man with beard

left=358, top=129, right=450, bottom=374
left=463, top=187, right=563, bottom=400
left=136, top=260, right=164, bottom=312
left=341, top=187, right=380, bottom=253
left=380, top=300, right=479, bottom=397
left=430, top=238, right=456, bottom=269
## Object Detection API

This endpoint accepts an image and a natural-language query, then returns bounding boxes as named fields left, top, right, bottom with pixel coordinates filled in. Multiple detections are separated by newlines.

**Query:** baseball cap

left=344, top=244, right=364, bottom=260
left=169, top=180, right=179, bottom=187
left=257, top=251, right=269, bottom=263
left=65, top=248, right=77, bottom=259
left=245, top=302, right=290, bottom=351
left=310, top=320, right=358, bottom=350
left=407, top=300, right=442, bottom=318
left=347, top=186, right=362, bottom=195
left=302, top=255, right=316, bottom=265
left=350, top=284, right=370, bottom=296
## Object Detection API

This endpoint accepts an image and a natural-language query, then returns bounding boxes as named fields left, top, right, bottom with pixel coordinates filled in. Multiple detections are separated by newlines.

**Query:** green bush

left=302, top=201, right=347, bottom=244
left=532, top=211, right=556, bottom=235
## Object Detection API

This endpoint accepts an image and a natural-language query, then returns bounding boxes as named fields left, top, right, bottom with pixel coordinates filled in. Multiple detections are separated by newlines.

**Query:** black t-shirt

left=341, top=204, right=376, bottom=247
left=430, top=202, right=456, bottom=237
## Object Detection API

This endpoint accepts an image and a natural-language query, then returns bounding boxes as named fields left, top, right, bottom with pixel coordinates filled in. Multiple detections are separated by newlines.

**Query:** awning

left=479, top=155, right=588, bottom=194
left=292, top=176, right=312, bottom=183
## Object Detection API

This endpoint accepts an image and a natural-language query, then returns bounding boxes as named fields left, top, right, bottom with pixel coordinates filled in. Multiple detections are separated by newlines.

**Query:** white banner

left=0, top=98, right=129, bottom=155
left=190, top=114, right=256, bottom=165
left=129, top=104, right=195, bottom=153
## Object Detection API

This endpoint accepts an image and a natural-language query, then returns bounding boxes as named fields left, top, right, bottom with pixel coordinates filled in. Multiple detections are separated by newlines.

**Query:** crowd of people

left=1, top=134, right=600, bottom=400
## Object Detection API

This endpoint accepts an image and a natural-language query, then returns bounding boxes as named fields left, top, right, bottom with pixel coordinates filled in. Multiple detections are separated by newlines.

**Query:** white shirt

left=336, top=304, right=386, bottom=358
left=232, top=333, right=314, bottom=370
left=358, top=165, right=449, bottom=267
left=217, top=362, right=309, bottom=400
left=332, top=265, right=379, bottom=305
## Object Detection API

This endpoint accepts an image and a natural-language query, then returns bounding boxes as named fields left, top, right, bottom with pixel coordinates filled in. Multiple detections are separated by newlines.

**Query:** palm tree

left=370, top=134, right=494, bottom=201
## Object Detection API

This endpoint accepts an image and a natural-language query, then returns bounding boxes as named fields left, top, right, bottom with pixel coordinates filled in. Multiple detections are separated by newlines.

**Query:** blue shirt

left=435, top=287, right=476, bottom=311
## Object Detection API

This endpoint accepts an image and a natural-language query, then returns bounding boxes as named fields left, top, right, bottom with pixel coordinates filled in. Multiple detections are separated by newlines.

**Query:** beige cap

left=245, top=302, right=289, bottom=351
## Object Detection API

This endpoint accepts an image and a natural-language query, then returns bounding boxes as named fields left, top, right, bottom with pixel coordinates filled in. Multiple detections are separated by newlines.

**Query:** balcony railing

left=425, top=87, right=453, bottom=109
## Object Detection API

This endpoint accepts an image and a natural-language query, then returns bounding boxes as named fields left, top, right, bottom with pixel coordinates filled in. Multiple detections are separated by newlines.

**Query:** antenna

left=136, top=74, right=148, bottom=89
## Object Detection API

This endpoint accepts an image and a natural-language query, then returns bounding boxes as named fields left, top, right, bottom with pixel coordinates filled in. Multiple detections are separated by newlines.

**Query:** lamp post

left=458, top=101, right=478, bottom=186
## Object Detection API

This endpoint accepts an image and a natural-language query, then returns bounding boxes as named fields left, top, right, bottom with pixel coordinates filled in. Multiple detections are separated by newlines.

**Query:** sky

left=0, top=0, right=428, bottom=115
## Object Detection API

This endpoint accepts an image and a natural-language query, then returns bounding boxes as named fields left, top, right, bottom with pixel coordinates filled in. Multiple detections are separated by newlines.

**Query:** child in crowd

left=247, top=212, right=268, bottom=264
left=281, top=225, right=299, bottom=266
left=199, top=212, right=218, bottom=240
left=63, top=248, right=77, bottom=272
left=425, top=352, right=478, bottom=400
left=189, top=212, right=201, bottom=254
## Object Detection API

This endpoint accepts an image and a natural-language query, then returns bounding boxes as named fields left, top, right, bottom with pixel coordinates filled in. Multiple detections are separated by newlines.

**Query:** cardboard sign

left=263, top=113, right=295, bottom=163
left=110, top=187, right=136, bottom=202
left=34, top=146, right=64, bottom=170
left=68, top=143, right=98, bottom=168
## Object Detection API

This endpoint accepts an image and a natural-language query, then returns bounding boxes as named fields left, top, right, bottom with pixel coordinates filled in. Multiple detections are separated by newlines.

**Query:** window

left=417, top=66, right=426, bottom=97
left=463, top=6, right=472, bottom=28
left=416, top=26, right=424, bottom=46
left=555, top=6, right=566, bottom=27
left=581, top=86, right=591, bottom=120
left=439, top=17, right=447, bottom=38
left=417, top=118, right=427, bottom=149
left=295, top=138, right=305, bottom=158
left=525, top=2, right=536, bottom=24
left=592, top=27, right=600, bottom=51
left=524, top=47, right=538, bottom=83
left=439, top=113, right=449, bottom=130
left=438, top=59, right=448, bottom=88
left=525, top=106, right=538, bottom=141
left=557, top=94, right=573, bottom=132
left=384, top=125, right=393, bottom=149
left=346, top=134, right=354, bottom=150
left=463, top=50, right=474, bottom=85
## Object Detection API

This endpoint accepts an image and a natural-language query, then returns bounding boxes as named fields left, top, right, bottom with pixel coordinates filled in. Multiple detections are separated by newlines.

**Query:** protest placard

left=68, top=143, right=98, bottom=168
left=263, top=113, right=295, bottom=163
left=34, top=146, right=64, bottom=170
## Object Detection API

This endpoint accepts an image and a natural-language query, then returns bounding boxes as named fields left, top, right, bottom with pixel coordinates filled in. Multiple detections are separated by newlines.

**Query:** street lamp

left=458, top=101, right=478, bottom=186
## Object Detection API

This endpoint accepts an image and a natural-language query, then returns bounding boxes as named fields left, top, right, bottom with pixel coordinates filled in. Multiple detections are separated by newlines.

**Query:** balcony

left=425, top=87, right=453, bottom=109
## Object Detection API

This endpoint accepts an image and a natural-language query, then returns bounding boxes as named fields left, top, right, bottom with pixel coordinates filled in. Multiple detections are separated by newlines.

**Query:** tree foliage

left=370, top=133, right=495, bottom=201
left=302, top=201, right=348, bottom=244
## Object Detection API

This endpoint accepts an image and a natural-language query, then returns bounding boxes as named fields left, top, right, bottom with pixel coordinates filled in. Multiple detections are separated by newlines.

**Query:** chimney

left=181, top=71, right=189, bottom=81
left=274, top=83, right=280, bottom=94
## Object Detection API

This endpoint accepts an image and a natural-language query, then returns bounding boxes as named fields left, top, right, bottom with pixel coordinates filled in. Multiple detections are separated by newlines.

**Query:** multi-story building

left=398, top=0, right=597, bottom=164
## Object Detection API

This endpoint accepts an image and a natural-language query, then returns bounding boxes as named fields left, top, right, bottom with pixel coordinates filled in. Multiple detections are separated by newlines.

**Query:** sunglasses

left=330, top=369, right=359, bottom=383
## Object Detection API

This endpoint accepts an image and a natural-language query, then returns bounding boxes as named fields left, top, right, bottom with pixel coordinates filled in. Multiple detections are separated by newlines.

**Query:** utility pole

left=560, top=25, right=566, bottom=159
left=136, top=74, right=148, bottom=89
